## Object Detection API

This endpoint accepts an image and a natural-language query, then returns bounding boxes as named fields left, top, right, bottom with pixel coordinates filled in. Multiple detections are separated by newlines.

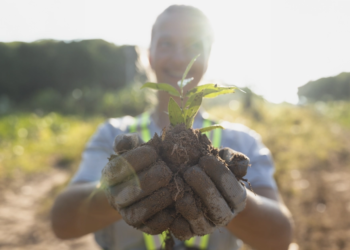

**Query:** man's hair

left=150, top=5, right=214, bottom=46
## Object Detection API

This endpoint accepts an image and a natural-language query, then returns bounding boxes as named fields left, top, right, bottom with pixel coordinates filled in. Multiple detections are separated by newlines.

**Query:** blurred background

left=0, top=0, right=349, bottom=249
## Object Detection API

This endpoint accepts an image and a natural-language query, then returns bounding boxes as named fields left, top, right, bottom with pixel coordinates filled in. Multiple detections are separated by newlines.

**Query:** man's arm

left=227, top=186, right=293, bottom=250
left=51, top=181, right=122, bottom=239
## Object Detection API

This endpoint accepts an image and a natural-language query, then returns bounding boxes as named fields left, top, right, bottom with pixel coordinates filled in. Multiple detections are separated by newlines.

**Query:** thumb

left=113, top=133, right=144, bottom=154
left=219, top=147, right=250, bottom=178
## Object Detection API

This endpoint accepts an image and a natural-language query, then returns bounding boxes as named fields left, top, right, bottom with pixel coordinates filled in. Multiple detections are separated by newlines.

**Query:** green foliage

left=311, top=101, right=350, bottom=129
left=0, top=83, right=155, bottom=118
left=0, top=113, right=104, bottom=179
left=186, top=84, right=236, bottom=98
left=298, top=72, right=350, bottom=102
left=141, top=82, right=180, bottom=97
left=3, top=101, right=349, bottom=183
left=0, top=39, right=146, bottom=107
left=180, top=54, right=200, bottom=89
left=184, top=92, right=203, bottom=128
left=206, top=100, right=348, bottom=177
left=168, top=97, right=184, bottom=126
left=141, top=55, right=236, bottom=129
left=199, top=125, right=224, bottom=133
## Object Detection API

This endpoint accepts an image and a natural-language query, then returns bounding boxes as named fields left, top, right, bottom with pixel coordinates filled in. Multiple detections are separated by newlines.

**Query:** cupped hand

left=101, top=134, right=175, bottom=233
left=102, top=134, right=250, bottom=241
left=179, top=148, right=249, bottom=235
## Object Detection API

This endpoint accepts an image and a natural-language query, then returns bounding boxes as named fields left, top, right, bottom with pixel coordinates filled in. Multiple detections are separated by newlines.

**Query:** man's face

left=149, top=11, right=212, bottom=93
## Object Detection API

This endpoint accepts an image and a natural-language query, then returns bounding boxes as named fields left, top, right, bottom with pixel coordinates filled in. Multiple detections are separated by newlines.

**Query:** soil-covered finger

left=219, top=148, right=250, bottom=178
left=140, top=208, right=176, bottom=235
left=170, top=215, right=194, bottom=241
left=219, top=147, right=234, bottom=163
left=109, top=161, right=172, bottom=208
left=176, top=192, right=214, bottom=235
left=102, top=145, right=157, bottom=186
left=119, top=187, right=173, bottom=227
left=200, top=155, right=246, bottom=211
left=158, top=124, right=211, bottom=166
left=113, top=134, right=143, bottom=154
left=175, top=192, right=200, bottom=220
left=183, top=165, right=234, bottom=226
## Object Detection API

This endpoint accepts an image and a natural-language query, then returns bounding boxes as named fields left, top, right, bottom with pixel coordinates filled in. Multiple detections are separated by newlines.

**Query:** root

left=171, top=144, right=178, bottom=155
left=179, top=142, right=189, bottom=164
left=162, top=127, right=167, bottom=141
left=173, top=174, right=181, bottom=201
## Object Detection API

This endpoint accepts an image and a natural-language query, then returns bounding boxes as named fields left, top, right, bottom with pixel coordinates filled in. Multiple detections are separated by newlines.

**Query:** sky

left=1, top=0, right=350, bottom=103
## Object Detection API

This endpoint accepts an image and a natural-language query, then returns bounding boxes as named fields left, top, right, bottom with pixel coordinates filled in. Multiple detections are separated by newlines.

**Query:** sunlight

left=1, top=0, right=350, bottom=104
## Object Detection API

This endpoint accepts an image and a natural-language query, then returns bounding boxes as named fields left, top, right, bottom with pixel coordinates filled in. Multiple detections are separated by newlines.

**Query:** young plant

left=141, top=55, right=237, bottom=133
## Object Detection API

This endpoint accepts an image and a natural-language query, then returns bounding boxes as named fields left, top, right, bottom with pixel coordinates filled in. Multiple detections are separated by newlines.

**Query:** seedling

left=101, top=55, right=244, bottom=243
left=141, top=54, right=237, bottom=131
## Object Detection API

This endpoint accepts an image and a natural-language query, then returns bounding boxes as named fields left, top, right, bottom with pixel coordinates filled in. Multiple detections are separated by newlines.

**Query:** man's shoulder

left=218, top=120, right=263, bottom=154
left=94, top=115, right=137, bottom=135
left=106, top=115, right=136, bottom=131
left=88, top=115, right=137, bottom=146
left=220, top=121, right=261, bottom=141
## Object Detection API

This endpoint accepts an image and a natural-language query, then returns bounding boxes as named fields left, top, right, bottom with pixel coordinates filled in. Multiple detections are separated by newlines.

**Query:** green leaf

left=168, top=97, right=184, bottom=126
left=186, top=84, right=237, bottom=98
left=184, top=92, right=203, bottom=128
left=141, top=82, right=180, bottom=97
left=186, top=83, right=216, bottom=97
left=180, top=54, right=200, bottom=89
left=203, top=87, right=237, bottom=98
left=199, top=125, right=224, bottom=133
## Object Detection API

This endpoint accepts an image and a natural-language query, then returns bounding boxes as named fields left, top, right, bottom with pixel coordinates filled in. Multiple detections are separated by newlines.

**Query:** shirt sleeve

left=70, top=121, right=121, bottom=183
left=221, top=122, right=277, bottom=190
left=244, top=130, right=277, bottom=189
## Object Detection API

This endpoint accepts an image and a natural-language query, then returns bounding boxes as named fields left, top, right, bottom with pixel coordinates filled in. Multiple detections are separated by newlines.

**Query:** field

left=0, top=99, right=350, bottom=249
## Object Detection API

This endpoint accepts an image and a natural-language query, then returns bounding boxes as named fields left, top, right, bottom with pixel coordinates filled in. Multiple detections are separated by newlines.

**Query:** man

left=51, top=5, right=293, bottom=250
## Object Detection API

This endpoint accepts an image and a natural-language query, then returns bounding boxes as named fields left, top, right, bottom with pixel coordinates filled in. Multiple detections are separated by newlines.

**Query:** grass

left=1, top=99, right=348, bottom=182
left=203, top=98, right=349, bottom=184
left=0, top=112, right=104, bottom=180
left=204, top=99, right=350, bottom=250
left=1, top=99, right=350, bottom=249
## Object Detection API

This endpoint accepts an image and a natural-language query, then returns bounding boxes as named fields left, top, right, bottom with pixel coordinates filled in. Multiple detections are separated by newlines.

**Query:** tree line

left=0, top=39, right=148, bottom=116
left=298, top=72, right=350, bottom=102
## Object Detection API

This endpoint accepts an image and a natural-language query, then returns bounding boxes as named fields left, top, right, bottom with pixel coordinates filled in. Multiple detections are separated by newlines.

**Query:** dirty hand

left=178, top=148, right=249, bottom=236
left=101, top=134, right=174, bottom=232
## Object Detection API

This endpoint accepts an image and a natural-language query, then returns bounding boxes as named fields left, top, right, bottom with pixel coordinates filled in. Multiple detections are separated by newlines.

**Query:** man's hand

left=102, top=135, right=249, bottom=240
left=101, top=134, right=175, bottom=233
left=179, top=148, right=248, bottom=235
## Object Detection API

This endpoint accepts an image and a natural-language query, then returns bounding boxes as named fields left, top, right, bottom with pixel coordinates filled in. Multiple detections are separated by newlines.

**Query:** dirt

left=131, top=124, right=226, bottom=241
left=109, top=160, right=172, bottom=208
left=103, top=145, right=158, bottom=185
left=1, top=133, right=350, bottom=249
left=0, top=169, right=100, bottom=250
left=143, top=208, right=176, bottom=234
left=219, top=149, right=250, bottom=179
left=147, top=124, right=219, bottom=170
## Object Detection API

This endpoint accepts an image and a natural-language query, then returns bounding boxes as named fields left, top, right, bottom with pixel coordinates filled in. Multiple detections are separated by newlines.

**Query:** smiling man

left=51, top=5, right=293, bottom=250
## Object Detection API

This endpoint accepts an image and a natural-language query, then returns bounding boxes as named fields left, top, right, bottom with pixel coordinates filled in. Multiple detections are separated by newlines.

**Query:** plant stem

left=180, top=80, right=184, bottom=110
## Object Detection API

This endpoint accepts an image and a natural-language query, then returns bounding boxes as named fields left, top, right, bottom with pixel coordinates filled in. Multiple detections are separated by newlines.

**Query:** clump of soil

left=139, top=124, right=223, bottom=241
left=109, top=124, right=231, bottom=246
left=146, top=124, right=220, bottom=173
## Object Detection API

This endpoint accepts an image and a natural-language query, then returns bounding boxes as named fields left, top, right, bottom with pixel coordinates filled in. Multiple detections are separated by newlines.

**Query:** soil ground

left=1, top=156, right=350, bottom=249
left=0, top=169, right=100, bottom=250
